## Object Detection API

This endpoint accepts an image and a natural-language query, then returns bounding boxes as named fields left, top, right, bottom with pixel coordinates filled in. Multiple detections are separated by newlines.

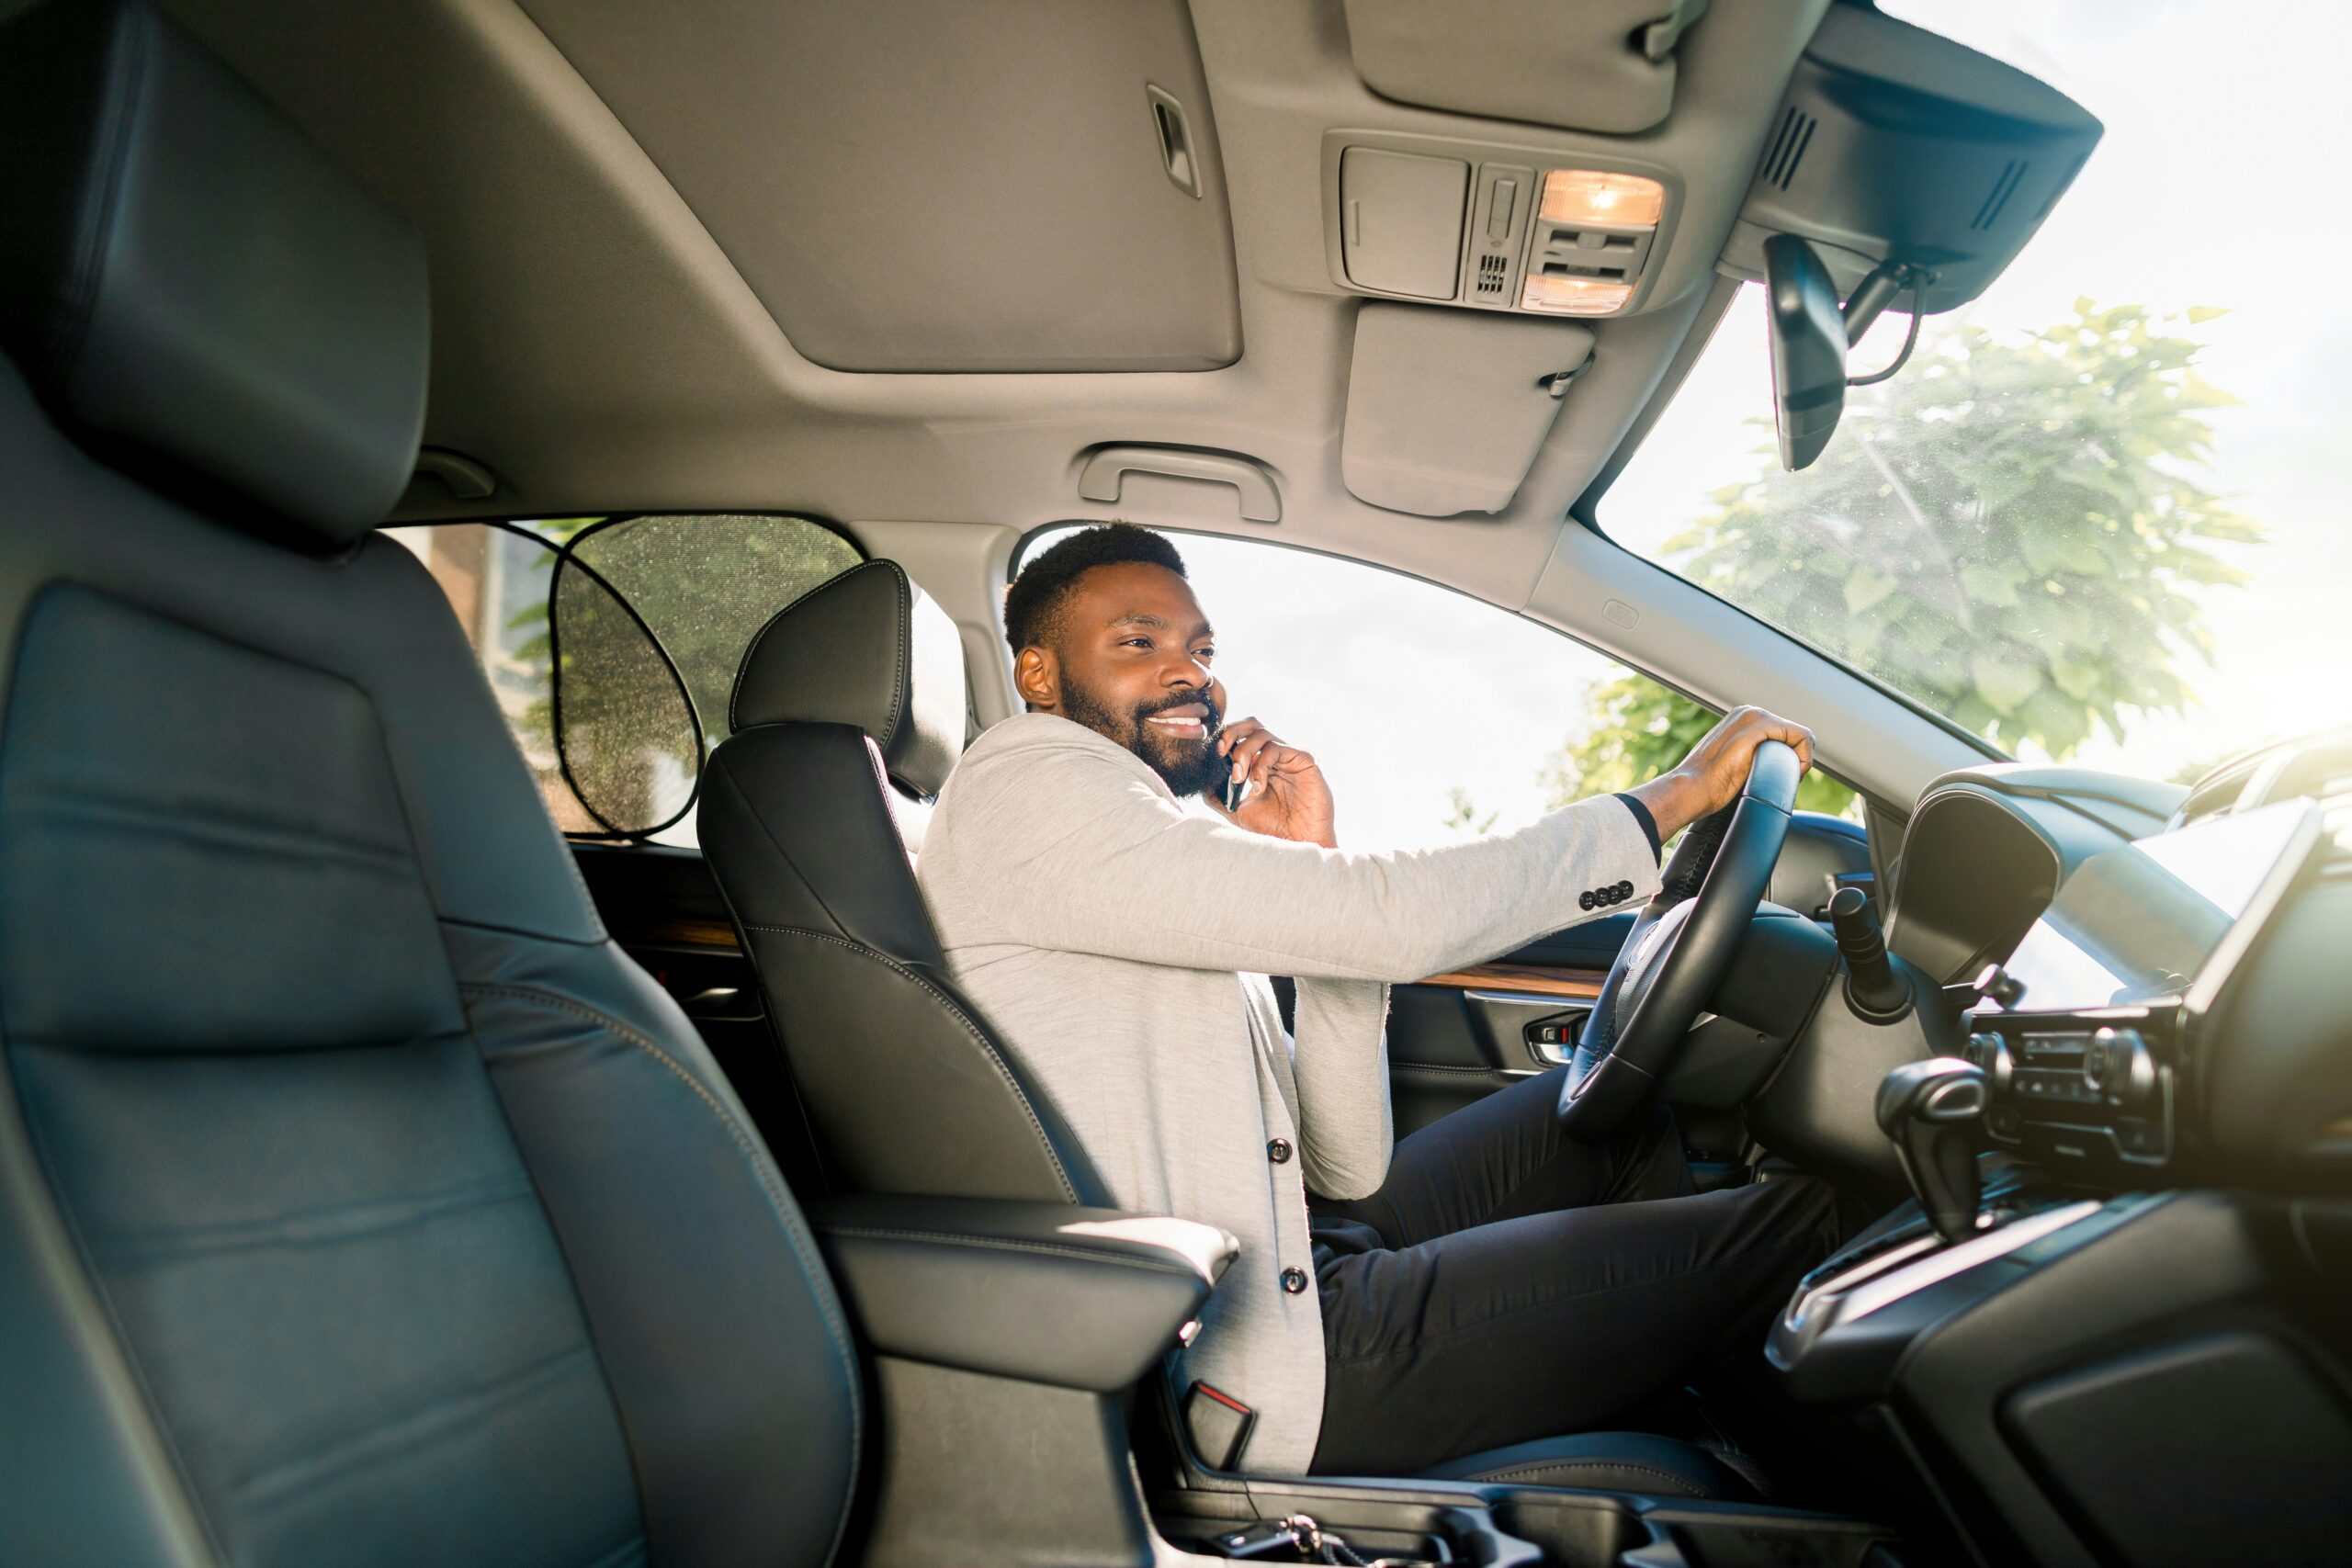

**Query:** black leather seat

left=701, top=559, right=1113, bottom=1207
left=0, top=5, right=860, bottom=1562
left=700, top=560, right=1766, bottom=1503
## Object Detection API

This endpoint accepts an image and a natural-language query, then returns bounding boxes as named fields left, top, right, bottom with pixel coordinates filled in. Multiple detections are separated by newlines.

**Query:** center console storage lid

left=808, top=1195, right=1235, bottom=1391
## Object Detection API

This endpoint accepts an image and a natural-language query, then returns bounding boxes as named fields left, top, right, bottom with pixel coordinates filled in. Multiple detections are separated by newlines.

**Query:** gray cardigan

left=914, top=713, right=1661, bottom=1474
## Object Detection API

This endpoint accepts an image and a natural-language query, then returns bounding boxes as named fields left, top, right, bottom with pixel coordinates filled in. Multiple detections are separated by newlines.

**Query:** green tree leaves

left=1545, top=302, right=2258, bottom=817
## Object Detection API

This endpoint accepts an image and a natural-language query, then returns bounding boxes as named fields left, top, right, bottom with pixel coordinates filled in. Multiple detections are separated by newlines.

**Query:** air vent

left=2034, top=152, right=2089, bottom=220
left=1973, top=160, right=2030, bottom=231
left=1759, top=106, right=1815, bottom=191
left=1476, top=253, right=1509, bottom=296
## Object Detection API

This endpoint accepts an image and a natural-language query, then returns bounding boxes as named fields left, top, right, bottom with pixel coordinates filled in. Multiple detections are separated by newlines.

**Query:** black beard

left=1061, top=679, right=1227, bottom=797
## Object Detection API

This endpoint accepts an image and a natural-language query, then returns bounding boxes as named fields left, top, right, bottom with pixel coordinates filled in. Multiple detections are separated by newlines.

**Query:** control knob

left=1968, top=1032, right=2015, bottom=1094
left=2091, top=1027, right=2159, bottom=1109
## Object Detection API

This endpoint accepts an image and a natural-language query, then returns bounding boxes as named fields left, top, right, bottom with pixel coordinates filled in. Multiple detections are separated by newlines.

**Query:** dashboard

left=1765, top=729, right=2352, bottom=1567
left=1881, top=727, right=2352, bottom=1193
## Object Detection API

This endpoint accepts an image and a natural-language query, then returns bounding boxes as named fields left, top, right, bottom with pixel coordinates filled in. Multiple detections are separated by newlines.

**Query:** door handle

left=1465, top=989, right=1589, bottom=1068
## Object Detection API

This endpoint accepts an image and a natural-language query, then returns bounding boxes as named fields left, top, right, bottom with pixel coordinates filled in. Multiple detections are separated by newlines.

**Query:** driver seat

left=696, top=562, right=1766, bottom=1503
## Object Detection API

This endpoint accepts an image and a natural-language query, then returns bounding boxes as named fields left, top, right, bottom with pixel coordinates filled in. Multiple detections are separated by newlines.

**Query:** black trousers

left=1306, top=1066, right=1838, bottom=1476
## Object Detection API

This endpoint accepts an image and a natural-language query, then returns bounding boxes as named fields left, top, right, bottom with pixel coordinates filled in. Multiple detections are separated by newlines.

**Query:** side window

left=563, top=514, right=863, bottom=750
left=1013, top=526, right=1852, bottom=850
left=393, top=514, right=864, bottom=839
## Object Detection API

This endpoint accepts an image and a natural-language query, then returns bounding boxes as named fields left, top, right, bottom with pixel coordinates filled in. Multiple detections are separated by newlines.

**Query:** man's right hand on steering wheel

left=1627, top=705, right=1817, bottom=840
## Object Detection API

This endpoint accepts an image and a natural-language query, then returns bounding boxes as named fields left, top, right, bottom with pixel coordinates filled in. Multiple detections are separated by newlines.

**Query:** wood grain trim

left=1412, top=963, right=1605, bottom=999
left=609, top=915, right=742, bottom=953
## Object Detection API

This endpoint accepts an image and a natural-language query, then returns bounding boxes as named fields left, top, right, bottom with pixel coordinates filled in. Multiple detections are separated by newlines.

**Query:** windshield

left=1604, top=0, right=2352, bottom=785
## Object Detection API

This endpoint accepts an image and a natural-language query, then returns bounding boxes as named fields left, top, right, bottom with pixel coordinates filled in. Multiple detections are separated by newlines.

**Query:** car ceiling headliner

left=160, top=0, right=1827, bottom=612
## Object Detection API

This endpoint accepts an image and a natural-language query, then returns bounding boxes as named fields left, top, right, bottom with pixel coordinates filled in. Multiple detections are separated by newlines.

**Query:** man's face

left=1020, top=561, right=1227, bottom=797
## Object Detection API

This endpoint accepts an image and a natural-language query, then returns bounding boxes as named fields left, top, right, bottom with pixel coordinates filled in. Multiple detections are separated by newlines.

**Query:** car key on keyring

left=1206, top=1516, right=1306, bottom=1558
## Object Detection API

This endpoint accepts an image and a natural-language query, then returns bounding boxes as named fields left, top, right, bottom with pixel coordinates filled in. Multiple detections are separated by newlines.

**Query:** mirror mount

left=1841, top=257, right=1927, bottom=345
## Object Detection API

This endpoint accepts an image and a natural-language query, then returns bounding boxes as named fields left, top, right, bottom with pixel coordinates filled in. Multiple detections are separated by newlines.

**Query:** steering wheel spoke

left=1558, top=741, right=1803, bottom=1139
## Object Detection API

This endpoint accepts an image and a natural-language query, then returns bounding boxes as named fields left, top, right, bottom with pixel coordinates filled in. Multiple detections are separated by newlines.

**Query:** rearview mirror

left=1763, top=233, right=1848, bottom=471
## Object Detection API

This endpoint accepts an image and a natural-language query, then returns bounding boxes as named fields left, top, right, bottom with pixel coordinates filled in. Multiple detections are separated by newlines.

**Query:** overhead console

left=1323, top=130, right=1676, bottom=320
left=1321, top=127, right=1676, bottom=518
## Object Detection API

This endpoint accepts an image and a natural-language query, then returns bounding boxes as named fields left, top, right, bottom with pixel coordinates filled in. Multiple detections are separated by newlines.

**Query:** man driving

left=917, top=524, right=1839, bottom=1478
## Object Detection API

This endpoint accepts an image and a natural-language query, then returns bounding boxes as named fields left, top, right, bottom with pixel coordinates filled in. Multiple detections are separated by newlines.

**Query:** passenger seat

left=0, top=3, right=864, bottom=1561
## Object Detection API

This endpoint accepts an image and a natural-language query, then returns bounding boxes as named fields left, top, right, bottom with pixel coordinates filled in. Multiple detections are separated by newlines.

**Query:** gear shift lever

left=1875, top=1057, right=1988, bottom=1244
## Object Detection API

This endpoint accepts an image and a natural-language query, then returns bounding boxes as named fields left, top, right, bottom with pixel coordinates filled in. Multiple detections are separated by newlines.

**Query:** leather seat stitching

left=456, top=980, right=865, bottom=1554
left=1464, top=1460, right=1711, bottom=1496
left=819, top=1224, right=1202, bottom=1278
left=880, top=562, right=910, bottom=754
left=736, top=924, right=1082, bottom=1203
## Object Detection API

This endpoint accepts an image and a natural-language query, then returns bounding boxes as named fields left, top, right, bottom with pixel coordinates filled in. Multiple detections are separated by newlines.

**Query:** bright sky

left=1125, top=0, right=2352, bottom=852
left=1610, top=0, right=2352, bottom=782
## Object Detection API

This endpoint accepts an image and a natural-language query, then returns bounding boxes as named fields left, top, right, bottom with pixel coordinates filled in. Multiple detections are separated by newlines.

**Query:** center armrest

left=805, top=1195, right=1238, bottom=1392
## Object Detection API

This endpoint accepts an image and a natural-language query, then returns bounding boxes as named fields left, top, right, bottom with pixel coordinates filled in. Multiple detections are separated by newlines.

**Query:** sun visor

left=1724, top=4, right=2103, bottom=310
left=1341, top=0, right=1711, bottom=135
left=1340, top=303, right=1594, bottom=518
left=521, top=0, right=1239, bottom=373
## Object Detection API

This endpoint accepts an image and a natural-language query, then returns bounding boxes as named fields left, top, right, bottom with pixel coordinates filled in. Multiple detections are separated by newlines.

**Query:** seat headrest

left=730, top=560, right=967, bottom=797
left=0, top=0, right=428, bottom=547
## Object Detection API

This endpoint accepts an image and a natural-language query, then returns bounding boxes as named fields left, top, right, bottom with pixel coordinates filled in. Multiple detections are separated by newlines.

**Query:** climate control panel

left=1962, top=1017, right=2175, bottom=1169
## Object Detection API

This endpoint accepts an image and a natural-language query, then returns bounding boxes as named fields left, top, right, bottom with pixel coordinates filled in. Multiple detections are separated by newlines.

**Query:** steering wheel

left=1556, top=739, right=1804, bottom=1140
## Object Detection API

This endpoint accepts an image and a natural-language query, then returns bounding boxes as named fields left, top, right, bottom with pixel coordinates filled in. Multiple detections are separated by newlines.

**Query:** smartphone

left=1224, top=771, right=1246, bottom=812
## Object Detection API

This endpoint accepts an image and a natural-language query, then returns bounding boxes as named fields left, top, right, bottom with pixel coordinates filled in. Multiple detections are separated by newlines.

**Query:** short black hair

left=1003, top=523, right=1188, bottom=655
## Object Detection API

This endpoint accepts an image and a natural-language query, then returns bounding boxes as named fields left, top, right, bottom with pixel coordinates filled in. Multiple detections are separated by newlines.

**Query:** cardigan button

left=1267, top=1137, right=1293, bottom=1165
left=1280, top=1267, right=1309, bottom=1295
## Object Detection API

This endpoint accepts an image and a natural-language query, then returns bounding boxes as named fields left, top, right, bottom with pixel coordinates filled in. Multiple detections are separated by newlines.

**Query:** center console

left=1763, top=796, right=2352, bottom=1566
left=1962, top=1017, right=2171, bottom=1164
left=1958, top=796, right=2324, bottom=1182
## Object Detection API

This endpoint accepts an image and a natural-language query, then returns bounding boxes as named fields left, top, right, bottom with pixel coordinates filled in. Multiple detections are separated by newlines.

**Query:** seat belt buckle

left=1182, top=1379, right=1257, bottom=1472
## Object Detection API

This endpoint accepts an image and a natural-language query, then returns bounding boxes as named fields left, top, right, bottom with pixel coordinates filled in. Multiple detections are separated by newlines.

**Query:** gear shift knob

left=1875, top=1057, right=1988, bottom=1244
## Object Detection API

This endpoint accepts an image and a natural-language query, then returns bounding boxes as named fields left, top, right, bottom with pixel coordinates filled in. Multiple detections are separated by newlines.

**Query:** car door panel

left=1383, top=814, right=1871, bottom=1141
